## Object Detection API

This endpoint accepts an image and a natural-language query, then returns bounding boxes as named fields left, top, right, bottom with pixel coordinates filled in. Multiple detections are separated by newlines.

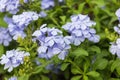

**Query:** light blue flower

left=24, top=0, right=29, bottom=3
left=0, top=49, right=30, bottom=72
left=62, top=14, right=100, bottom=46
left=12, top=11, right=39, bottom=29
left=46, top=64, right=60, bottom=73
left=0, top=0, right=20, bottom=14
left=9, top=76, right=17, bottom=80
left=33, top=24, right=71, bottom=60
left=110, top=38, right=120, bottom=58
left=0, top=27, right=12, bottom=46
left=114, top=24, right=120, bottom=34
left=0, top=0, right=31, bottom=14
left=41, top=0, right=55, bottom=10
left=115, top=8, right=120, bottom=21
left=39, top=11, right=47, bottom=18
left=4, top=11, right=39, bottom=40
left=59, top=0, right=64, bottom=2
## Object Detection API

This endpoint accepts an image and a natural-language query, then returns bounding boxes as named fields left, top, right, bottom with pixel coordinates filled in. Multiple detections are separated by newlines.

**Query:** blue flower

left=12, top=11, right=39, bottom=29
left=4, top=11, right=39, bottom=40
left=32, top=24, right=71, bottom=60
left=0, top=0, right=31, bottom=14
left=115, top=8, right=120, bottom=21
left=59, top=0, right=64, bottom=2
left=0, top=49, right=30, bottom=72
left=46, top=64, right=60, bottom=74
left=0, top=27, right=12, bottom=46
left=0, top=0, right=20, bottom=14
left=24, top=0, right=29, bottom=3
left=62, top=14, right=100, bottom=46
left=41, top=0, right=55, bottom=10
left=39, top=11, right=47, bottom=18
left=9, top=76, right=17, bottom=80
left=110, top=38, right=120, bottom=58
left=114, top=24, right=120, bottom=34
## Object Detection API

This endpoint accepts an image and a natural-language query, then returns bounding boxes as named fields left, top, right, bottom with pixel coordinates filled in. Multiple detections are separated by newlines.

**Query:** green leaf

left=18, top=75, right=29, bottom=80
left=0, top=13, right=7, bottom=27
left=61, top=63, right=70, bottom=71
left=91, top=0, right=105, bottom=8
left=60, top=16, right=66, bottom=23
left=72, top=48, right=89, bottom=57
left=83, top=75, right=88, bottom=80
left=87, top=71, right=100, bottom=77
left=109, top=78, right=120, bottom=80
left=116, top=66, right=120, bottom=75
left=96, top=76, right=103, bottom=80
left=93, top=58, right=108, bottom=70
left=111, top=58, right=120, bottom=72
left=32, top=66, right=44, bottom=74
left=71, top=68, right=81, bottom=74
left=0, top=45, right=4, bottom=57
left=78, top=2, right=86, bottom=12
left=89, top=46, right=101, bottom=54
left=41, top=75, right=50, bottom=80
left=71, top=76, right=82, bottom=80
left=84, top=61, right=90, bottom=73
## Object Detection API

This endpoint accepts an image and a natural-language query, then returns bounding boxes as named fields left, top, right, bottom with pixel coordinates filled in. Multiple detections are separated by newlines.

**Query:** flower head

left=110, top=38, right=120, bottom=58
left=0, top=0, right=31, bottom=14
left=4, top=11, right=39, bottom=40
left=9, top=76, right=17, bottom=80
left=62, top=14, right=100, bottom=46
left=32, top=24, right=71, bottom=60
left=0, top=27, right=12, bottom=46
left=115, top=8, right=120, bottom=21
left=114, top=24, right=120, bottom=34
left=0, top=49, right=30, bottom=72
left=41, top=0, right=55, bottom=10
left=0, top=0, right=20, bottom=14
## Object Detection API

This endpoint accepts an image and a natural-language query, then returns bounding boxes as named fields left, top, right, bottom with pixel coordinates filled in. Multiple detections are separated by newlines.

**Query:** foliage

left=0, top=0, right=120, bottom=80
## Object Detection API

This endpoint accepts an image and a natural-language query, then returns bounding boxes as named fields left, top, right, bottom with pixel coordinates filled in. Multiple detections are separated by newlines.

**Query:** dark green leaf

left=0, top=45, right=4, bottom=57
left=87, top=71, right=100, bottom=77
left=61, top=63, right=70, bottom=71
left=0, top=13, right=7, bottom=27
left=18, top=75, right=29, bottom=80
left=116, top=66, right=120, bottom=75
left=83, top=75, right=88, bottom=80
left=78, top=2, right=86, bottom=12
left=93, top=58, right=108, bottom=70
left=72, top=48, right=89, bottom=57
left=71, top=76, right=82, bottom=80
left=71, top=68, right=81, bottom=74
left=111, top=58, right=120, bottom=72
left=89, top=46, right=101, bottom=54
left=32, top=66, right=43, bottom=74
left=41, top=75, right=50, bottom=80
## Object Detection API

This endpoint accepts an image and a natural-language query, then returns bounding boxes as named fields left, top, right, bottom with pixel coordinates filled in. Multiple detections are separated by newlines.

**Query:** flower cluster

left=0, top=27, right=12, bottom=46
left=32, top=24, right=72, bottom=60
left=110, top=8, right=120, bottom=57
left=4, top=11, right=39, bottom=40
left=0, top=49, right=30, bottom=72
left=62, top=14, right=100, bottom=46
left=0, top=0, right=29, bottom=14
left=0, top=0, right=20, bottom=14
left=110, top=38, right=120, bottom=57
